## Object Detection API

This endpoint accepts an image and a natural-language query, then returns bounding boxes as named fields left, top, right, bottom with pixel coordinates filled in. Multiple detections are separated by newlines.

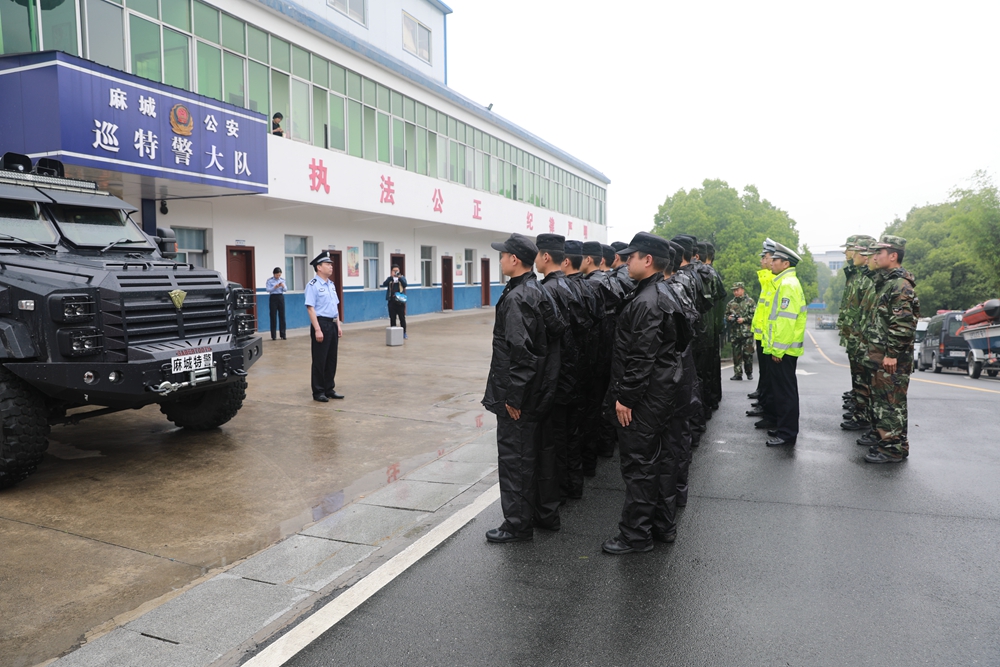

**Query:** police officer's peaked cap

left=564, top=239, right=584, bottom=256
left=491, top=233, right=538, bottom=267
left=670, top=235, right=694, bottom=254
left=310, top=250, right=333, bottom=267
left=873, top=234, right=906, bottom=251
left=582, top=241, right=603, bottom=257
left=732, top=282, right=745, bottom=290
left=535, top=233, right=565, bottom=253
left=618, top=232, right=672, bottom=258
left=771, top=242, right=801, bottom=266
left=611, top=241, right=629, bottom=254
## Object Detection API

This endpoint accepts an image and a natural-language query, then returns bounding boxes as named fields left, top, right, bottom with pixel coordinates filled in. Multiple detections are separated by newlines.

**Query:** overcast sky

left=444, top=0, right=1000, bottom=253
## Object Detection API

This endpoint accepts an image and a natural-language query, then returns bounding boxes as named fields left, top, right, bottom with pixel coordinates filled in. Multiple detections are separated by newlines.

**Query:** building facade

left=0, top=0, right=609, bottom=328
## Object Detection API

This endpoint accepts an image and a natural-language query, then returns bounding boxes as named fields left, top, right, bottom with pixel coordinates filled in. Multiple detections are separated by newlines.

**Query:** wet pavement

left=265, top=329, right=1000, bottom=667
left=0, top=310, right=498, bottom=667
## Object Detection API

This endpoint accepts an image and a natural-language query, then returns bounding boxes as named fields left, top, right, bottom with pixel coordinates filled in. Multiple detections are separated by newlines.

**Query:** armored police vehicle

left=0, top=152, right=262, bottom=489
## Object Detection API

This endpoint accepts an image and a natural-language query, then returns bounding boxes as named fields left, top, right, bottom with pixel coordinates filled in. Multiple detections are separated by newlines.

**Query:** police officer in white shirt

left=305, top=251, right=343, bottom=402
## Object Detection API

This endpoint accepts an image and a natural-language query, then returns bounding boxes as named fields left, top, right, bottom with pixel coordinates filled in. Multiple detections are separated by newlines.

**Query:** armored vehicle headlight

left=57, top=328, right=104, bottom=357
left=235, top=313, right=256, bottom=339
left=233, top=288, right=255, bottom=310
left=50, top=294, right=96, bottom=322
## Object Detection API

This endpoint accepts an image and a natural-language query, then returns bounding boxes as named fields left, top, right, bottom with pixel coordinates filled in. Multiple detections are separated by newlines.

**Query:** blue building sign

left=0, top=52, right=268, bottom=193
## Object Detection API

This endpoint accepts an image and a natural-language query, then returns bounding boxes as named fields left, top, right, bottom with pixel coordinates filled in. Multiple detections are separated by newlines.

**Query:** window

left=284, top=236, right=309, bottom=291
left=464, top=249, right=474, bottom=286
left=174, top=228, right=207, bottom=267
left=163, top=29, right=190, bottom=90
left=363, top=241, right=379, bottom=289
left=420, top=246, right=434, bottom=287
left=0, top=1, right=37, bottom=54
left=130, top=14, right=161, bottom=82
left=402, top=13, right=431, bottom=63
left=85, top=1, right=124, bottom=70
left=41, top=0, right=79, bottom=55
left=328, top=0, right=366, bottom=26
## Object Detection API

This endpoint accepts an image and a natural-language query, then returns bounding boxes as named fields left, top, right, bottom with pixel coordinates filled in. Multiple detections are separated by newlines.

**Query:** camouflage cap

left=732, top=282, right=745, bottom=290
left=839, top=234, right=860, bottom=248
left=872, top=234, right=906, bottom=251
left=847, top=234, right=876, bottom=251
left=855, top=237, right=876, bottom=255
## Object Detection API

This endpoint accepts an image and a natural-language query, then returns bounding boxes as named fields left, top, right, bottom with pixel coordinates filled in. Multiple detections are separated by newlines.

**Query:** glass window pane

left=437, top=113, right=447, bottom=135
left=405, top=122, right=415, bottom=172
left=291, top=45, right=309, bottom=78
left=247, top=25, right=267, bottom=62
left=363, top=105, right=376, bottom=161
left=270, top=35, right=290, bottom=71
left=416, top=102, right=426, bottom=127
left=247, top=60, right=268, bottom=114
left=329, top=94, right=346, bottom=151
left=285, top=235, right=307, bottom=254
left=403, top=97, right=415, bottom=123
left=129, top=15, right=161, bottom=82
left=221, top=14, right=245, bottom=53
left=362, top=77, right=376, bottom=106
left=390, top=90, right=403, bottom=116
left=311, top=55, right=328, bottom=86
left=163, top=0, right=191, bottom=31
left=436, top=134, right=447, bottom=178
left=0, top=1, right=36, bottom=54
left=196, top=42, right=221, bottom=99
left=330, top=63, right=346, bottom=94
left=223, top=51, right=245, bottom=106
left=376, top=84, right=390, bottom=112
left=377, top=112, right=390, bottom=163
left=175, top=228, right=205, bottom=249
left=270, top=70, right=289, bottom=128
left=392, top=117, right=404, bottom=167
left=84, top=1, right=124, bottom=69
left=163, top=29, right=190, bottom=90
left=449, top=140, right=458, bottom=182
left=193, top=1, right=219, bottom=42
left=127, top=0, right=158, bottom=19
left=426, top=132, right=436, bottom=178
left=347, top=99, right=362, bottom=157
left=346, top=70, right=361, bottom=99
left=457, top=121, right=466, bottom=144
left=349, top=0, right=365, bottom=24
left=291, top=77, right=310, bottom=141
left=416, top=127, right=426, bottom=175
left=312, top=86, right=327, bottom=147
left=41, top=0, right=78, bottom=55
left=447, top=116, right=456, bottom=139
left=426, top=108, right=436, bottom=130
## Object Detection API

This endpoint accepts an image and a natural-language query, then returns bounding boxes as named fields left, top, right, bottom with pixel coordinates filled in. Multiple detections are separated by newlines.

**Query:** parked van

left=917, top=312, right=969, bottom=372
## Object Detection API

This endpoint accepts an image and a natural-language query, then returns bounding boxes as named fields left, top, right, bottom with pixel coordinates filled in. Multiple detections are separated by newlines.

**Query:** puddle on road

left=434, top=392, right=495, bottom=429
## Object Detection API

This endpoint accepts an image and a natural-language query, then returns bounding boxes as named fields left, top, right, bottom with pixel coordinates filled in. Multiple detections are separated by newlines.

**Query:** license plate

left=172, top=351, right=213, bottom=374
left=950, top=351, right=966, bottom=358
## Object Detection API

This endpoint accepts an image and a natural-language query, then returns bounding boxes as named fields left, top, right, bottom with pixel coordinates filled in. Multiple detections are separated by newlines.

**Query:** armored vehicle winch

left=0, top=152, right=262, bottom=489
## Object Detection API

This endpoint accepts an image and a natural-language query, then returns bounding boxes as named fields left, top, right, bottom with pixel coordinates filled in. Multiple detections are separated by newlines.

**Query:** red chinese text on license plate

left=172, top=351, right=213, bottom=374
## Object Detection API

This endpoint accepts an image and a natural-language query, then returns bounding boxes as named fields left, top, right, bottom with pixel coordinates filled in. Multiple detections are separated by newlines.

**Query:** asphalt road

left=276, top=328, right=1000, bottom=667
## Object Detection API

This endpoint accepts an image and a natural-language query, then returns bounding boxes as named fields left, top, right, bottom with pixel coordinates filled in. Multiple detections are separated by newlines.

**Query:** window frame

left=327, top=0, right=366, bottom=27
left=284, top=235, right=310, bottom=291
left=401, top=11, right=431, bottom=64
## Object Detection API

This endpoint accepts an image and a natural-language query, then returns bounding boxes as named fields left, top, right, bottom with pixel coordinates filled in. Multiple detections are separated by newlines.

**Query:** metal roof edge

left=424, top=0, right=453, bottom=15
left=253, top=0, right=610, bottom=185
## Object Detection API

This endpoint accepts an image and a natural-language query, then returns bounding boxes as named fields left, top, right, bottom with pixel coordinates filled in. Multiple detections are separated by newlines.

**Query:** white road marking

left=242, top=483, right=501, bottom=667
left=795, top=370, right=817, bottom=376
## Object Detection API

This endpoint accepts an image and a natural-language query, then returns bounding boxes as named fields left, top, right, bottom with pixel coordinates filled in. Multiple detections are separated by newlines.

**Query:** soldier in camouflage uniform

left=852, top=243, right=884, bottom=441
left=726, top=282, right=756, bottom=380
left=862, top=235, right=918, bottom=463
left=839, top=236, right=877, bottom=430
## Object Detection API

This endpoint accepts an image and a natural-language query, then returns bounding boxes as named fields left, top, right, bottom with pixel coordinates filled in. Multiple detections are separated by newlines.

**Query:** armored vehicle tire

left=160, top=378, right=247, bottom=431
left=0, top=367, right=51, bottom=490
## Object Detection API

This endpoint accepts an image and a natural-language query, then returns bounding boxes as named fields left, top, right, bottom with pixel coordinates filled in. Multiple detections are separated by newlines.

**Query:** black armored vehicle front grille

left=101, top=269, right=232, bottom=359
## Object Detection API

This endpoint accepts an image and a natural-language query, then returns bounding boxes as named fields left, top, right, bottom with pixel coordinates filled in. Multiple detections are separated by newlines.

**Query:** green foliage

left=651, top=179, right=817, bottom=302
left=824, top=267, right=847, bottom=314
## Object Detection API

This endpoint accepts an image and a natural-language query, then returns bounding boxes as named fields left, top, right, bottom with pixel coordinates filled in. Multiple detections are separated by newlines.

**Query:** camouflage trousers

left=731, top=337, right=754, bottom=378
left=849, top=348, right=872, bottom=423
left=871, top=367, right=910, bottom=456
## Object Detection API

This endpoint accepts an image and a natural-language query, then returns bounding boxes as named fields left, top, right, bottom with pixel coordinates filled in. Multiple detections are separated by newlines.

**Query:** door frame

left=441, top=256, right=454, bottom=310
left=480, top=257, right=491, bottom=306
left=389, top=253, right=406, bottom=277
left=226, top=245, right=257, bottom=321
left=328, top=249, right=344, bottom=320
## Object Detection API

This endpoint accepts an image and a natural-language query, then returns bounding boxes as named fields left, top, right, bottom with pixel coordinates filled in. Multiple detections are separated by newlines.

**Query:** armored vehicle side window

left=0, top=198, right=58, bottom=243
left=48, top=205, right=151, bottom=247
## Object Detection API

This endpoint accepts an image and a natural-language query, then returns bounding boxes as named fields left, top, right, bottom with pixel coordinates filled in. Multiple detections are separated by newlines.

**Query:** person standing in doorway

left=266, top=267, right=287, bottom=340
left=381, top=265, right=408, bottom=339
left=271, top=112, right=285, bottom=137
left=305, top=251, right=343, bottom=402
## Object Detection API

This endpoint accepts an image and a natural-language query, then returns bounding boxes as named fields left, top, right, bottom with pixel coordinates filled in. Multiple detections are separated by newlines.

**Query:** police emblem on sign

left=169, top=104, right=194, bottom=136
left=781, top=297, right=790, bottom=309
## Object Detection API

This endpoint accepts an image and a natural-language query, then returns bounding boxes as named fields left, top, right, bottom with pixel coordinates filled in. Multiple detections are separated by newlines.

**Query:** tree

left=949, top=171, right=1000, bottom=296
left=652, top=179, right=817, bottom=302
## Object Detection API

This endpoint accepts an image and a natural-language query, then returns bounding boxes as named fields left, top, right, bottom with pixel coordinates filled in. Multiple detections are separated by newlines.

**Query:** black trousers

left=582, top=373, right=611, bottom=470
left=536, top=404, right=567, bottom=526
left=616, top=422, right=676, bottom=547
left=769, top=354, right=799, bottom=441
left=754, top=339, right=766, bottom=394
left=561, top=399, right=585, bottom=499
left=756, top=340, right=776, bottom=420
left=496, top=414, right=538, bottom=535
left=310, top=317, right=339, bottom=398
left=674, top=346, right=697, bottom=504
left=388, top=299, right=407, bottom=332
left=269, top=293, right=286, bottom=339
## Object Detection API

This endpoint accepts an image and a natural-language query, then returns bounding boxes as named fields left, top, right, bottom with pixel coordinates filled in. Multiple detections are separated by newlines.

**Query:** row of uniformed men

left=481, top=230, right=727, bottom=554
left=835, top=234, right=918, bottom=463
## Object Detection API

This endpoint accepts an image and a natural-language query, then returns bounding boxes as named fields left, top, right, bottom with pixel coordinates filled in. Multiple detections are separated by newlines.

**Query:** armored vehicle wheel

left=0, top=367, right=51, bottom=490
left=160, top=378, right=247, bottom=431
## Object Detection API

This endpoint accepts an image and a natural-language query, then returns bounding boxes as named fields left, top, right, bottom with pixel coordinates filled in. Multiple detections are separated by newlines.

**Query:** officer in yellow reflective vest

left=762, top=242, right=807, bottom=446
left=747, top=239, right=776, bottom=424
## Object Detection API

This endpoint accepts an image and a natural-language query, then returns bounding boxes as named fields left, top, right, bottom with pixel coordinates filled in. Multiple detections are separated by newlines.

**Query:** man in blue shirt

left=265, top=267, right=287, bottom=340
left=305, top=251, right=343, bottom=402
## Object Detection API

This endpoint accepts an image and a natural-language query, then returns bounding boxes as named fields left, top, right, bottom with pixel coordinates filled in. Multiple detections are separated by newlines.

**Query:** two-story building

left=0, top=0, right=610, bottom=327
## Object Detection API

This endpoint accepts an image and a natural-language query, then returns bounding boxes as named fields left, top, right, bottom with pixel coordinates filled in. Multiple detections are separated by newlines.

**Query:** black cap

left=671, top=235, right=694, bottom=254
left=491, top=233, right=538, bottom=267
left=582, top=241, right=603, bottom=257
left=564, top=239, right=583, bottom=255
left=618, top=232, right=672, bottom=258
left=310, top=250, right=332, bottom=267
left=611, top=241, right=629, bottom=253
left=601, top=244, right=616, bottom=266
left=536, top=233, right=565, bottom=253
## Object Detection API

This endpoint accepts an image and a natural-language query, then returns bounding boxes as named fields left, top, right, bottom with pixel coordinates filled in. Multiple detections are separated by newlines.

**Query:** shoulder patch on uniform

left=308, top=278, right=317, bottom=285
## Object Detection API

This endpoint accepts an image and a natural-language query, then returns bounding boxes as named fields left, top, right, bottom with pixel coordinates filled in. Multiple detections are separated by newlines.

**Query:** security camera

left=159, top=200, right=168, bottom=215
